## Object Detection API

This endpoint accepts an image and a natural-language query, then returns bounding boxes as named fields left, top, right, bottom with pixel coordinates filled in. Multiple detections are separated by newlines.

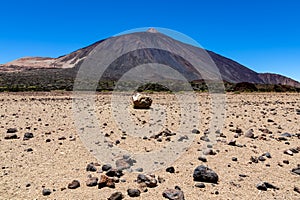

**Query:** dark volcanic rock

left=198, top=156, right=207, bottom=162
left=42, top=188, right=51, bottom=196
left=23, top=132, right=34, bottom=140
left=102, top=164, right=112, bottom=171
left=257, top=182, right=279, bottom=191
left=166, top=166, right=175, bottom=173
left=256, top=182, right=267, bottom=191
left=192, top=129, right=200, bottom=134
left=162, top=188, right=185, bottom=200
left=258, top=156, right=266, bottom=162
left=7, top=128, right=17, bottom=133
left=228, top=140, right=236, bottom=146
left=106, top=168, right=123, bottom=178
left=193, top=165, right=219, bottom=183
left=4, top=133, right=18, bottom=139
left=127, top=188, right=141, bottom=197
left=108, top=192, right=123, bottom=200
left=195, top=183, right=206, bottom=188
left=86, top=163, right=97, bottom=172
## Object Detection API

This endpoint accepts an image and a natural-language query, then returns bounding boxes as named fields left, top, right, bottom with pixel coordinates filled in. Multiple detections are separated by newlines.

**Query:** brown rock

left=108, top=192, right=123, bottom=200
left=132, top=93, right=152, bottom=109
left=68, top=180, right=80, bottom=189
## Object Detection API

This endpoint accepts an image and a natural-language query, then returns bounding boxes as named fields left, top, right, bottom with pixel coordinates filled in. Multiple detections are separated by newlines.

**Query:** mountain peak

left=146, top=28, right=159, bottom=33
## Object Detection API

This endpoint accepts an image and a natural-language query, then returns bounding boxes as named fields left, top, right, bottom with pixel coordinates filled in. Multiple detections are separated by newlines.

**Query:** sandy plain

left=0, top=92, right=299, bottom=200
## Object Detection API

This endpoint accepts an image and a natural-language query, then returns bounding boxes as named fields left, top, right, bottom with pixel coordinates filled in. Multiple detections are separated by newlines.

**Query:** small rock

left=132, top=93, right=152, bottom=109
left=264, top=182, right=279, bottom=190
left=25, top=148, right=33, bottom=152
left=98, top=174, right=115, bottom=189
left=137, top=174, right=158, bottom=188
left=86, top=163, right=97, bottom=172
left=258, top=156, right=266, bottom=161
left=68, top=180, right=80, bottom=189
left=257, top=182, right=279, bottom=191
left=45, top=138, right=51, bottom=142
left=23, top=132, right=34, bottom=140
left=102, top=164, right=112, bottom=171
left=284, top=150, right=294, bottom=156
left=264, top=152, right=272, bottom=158
left=195, top=183, right=206, bottom=188
left=203, top=149, right=216, bottom=155
left=106, top=168, right=123, bottom=178
left=127, top=188, right=141, bottom=197
left=42, top=188, right=51, bottom=196
left=200, top=135, right=210, bottom=142
left=245, top=129, right=254, bottom=138
left=7, top=128, right=17, bottom=133
left=250, top=156, right=259, bottom=163
left=198, top=156, right=207, bottom=162
left=256, top=182, right=267, bottom=191
left=281, top=133, right=292, bottom=137
left=4, top=133, right=18, bottom=139
left=108, top=192, right=123, bottom=200
left=228, top=140, right=236, bottom=146
left=292, top=166, right=300, bottom=175
left=162, top=188, right=185, bottom=200
left=290, top=148, right=299, bottom=153
left=283, top=160, right=289, bottom=164
left=166, top=167, right=175, bottom=173
left=192, top=129, right=200, bottom=134
left=193, top=165, right=219, bottom=183
left=86, top=177, right=98, bottom=187
left=294, top=186, right=300, bottom=194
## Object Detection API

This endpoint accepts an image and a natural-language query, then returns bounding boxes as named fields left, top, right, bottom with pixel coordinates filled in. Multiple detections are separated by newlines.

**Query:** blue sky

left=0, top=0, right=299, bottom=81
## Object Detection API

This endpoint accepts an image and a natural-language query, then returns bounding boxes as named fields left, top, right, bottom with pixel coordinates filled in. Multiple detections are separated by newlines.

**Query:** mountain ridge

left=0, top=30, right=299, bottom=88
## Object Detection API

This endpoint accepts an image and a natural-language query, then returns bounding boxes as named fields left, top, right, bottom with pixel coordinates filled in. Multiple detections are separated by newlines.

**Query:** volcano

left=0, top=28, right=299, bottom=90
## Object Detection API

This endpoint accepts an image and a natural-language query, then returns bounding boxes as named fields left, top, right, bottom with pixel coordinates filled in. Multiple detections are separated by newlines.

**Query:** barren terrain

left=0, top=92, right=299, bottom=200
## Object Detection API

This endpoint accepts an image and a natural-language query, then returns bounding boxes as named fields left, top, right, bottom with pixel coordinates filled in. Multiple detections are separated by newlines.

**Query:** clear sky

left=0, top=0, right=299, bottom=81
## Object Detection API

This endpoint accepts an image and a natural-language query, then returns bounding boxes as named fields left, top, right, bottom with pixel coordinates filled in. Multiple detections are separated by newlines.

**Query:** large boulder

left=131, top=93, right=152, bottom=109
left=193, top=165, right=219, bottom=183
